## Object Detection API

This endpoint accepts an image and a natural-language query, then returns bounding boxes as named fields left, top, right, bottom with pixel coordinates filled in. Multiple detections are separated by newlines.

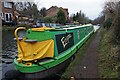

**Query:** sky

left=34, top=0, right=105, bottom=20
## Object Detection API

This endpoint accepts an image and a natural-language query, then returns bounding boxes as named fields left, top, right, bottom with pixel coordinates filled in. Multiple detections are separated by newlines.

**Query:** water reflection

left=2, top=30, right=17, bottom=55
left=2, top=30, right=17, bottom=79
left=93, top=25, right=100, bottom=32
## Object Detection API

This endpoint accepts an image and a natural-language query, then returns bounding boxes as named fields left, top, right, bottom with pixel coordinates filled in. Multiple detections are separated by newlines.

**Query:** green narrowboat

left=14, top=24, right=94, bottom=78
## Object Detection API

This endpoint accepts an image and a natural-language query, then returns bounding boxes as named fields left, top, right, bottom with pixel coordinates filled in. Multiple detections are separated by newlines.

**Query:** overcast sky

left=34, top=0, right=105, bottom=20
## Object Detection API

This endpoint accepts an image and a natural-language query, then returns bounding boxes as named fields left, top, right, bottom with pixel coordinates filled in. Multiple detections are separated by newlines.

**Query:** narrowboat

left=14, top=24, right=94, bottom=79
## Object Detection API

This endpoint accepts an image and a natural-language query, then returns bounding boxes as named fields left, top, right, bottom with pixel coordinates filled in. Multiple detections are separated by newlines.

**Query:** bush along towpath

left=61, top=30, right=101, bottom=79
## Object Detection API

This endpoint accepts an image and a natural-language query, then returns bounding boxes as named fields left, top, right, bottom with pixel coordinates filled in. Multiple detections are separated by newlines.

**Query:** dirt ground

left=71, top=31, right=101, bottom=78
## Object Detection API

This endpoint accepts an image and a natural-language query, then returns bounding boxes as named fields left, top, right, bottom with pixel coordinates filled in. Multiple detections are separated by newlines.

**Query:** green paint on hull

left=14, top=24, right=94, bottom=73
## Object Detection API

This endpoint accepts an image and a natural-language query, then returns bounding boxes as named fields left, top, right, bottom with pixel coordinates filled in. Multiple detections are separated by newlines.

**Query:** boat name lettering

left=61, top=34, right=72, bottom=48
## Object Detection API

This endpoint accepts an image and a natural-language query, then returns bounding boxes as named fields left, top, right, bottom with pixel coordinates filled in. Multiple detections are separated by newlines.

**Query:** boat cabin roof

left=31, top=24, right=92, bottom=31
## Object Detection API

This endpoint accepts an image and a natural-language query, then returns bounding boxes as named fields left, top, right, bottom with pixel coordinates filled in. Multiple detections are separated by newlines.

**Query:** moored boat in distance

left=14, top=24, right=94, bottom=79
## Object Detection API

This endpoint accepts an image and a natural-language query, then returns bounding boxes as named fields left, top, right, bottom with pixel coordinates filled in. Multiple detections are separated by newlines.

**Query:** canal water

left=1, top=30, right=17, bottom=80
left=94, top=25, right=100, bottom=32
left=0, top=25, right=100, bottom=80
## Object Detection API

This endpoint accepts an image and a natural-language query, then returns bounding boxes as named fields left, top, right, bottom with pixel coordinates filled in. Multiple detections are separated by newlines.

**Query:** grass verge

left=60, top=32, right=96, bottom=80
left=98, top=28, right=119, bottom=78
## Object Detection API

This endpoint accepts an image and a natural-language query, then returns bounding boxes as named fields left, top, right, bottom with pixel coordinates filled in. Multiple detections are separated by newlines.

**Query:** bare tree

left=39, top=7, right=47, bottom=17
left=104, top=0, right=120, bottom=44
left=15, top=2, right=39, bottom=21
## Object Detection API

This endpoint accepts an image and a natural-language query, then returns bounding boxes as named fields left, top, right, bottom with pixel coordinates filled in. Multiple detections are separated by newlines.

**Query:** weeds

left=98, top=28, right=119, bottom=78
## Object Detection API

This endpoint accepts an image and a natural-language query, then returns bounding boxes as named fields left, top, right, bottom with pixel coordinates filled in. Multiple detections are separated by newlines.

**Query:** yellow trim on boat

left=32, top=27, right=55, bottom=31
left=14, top=27, right=26, bottom=57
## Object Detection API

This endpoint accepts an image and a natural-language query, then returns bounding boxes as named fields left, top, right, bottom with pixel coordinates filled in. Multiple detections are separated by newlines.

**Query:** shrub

left=103, top=18, right=112, bottom=29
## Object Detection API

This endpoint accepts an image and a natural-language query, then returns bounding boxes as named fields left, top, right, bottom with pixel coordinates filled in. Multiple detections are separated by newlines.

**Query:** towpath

left=70, top=30, right=101, bottom=78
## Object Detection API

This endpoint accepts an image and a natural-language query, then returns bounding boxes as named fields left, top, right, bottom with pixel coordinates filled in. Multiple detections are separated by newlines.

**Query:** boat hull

left=14, top=24, right=94, bottom=79
left=23, top=54, right=74, bottom=79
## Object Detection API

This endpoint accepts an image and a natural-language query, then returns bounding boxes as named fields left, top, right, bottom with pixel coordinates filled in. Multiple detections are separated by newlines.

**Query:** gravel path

left=73, top=31, right=101, bottom=78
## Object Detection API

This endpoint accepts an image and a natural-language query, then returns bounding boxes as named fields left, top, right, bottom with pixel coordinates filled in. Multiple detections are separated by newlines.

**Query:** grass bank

left=60, top=32, right=96, bottom=80
left=98, top=28, right=120, bottom=78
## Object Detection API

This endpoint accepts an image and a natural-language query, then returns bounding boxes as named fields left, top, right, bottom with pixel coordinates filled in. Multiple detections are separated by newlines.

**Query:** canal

left=0, top=25, right=100, bottom=80
left=1, top=30, right=17, bottom=80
